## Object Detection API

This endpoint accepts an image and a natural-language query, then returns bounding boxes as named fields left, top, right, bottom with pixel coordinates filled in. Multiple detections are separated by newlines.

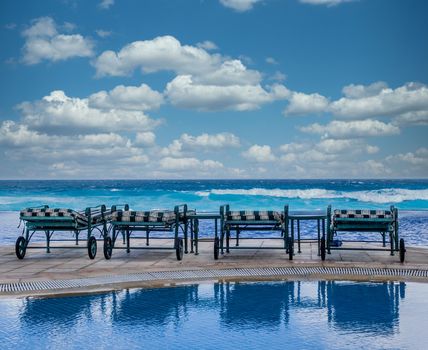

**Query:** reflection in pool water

left=1, top=281, right=427, bottom=349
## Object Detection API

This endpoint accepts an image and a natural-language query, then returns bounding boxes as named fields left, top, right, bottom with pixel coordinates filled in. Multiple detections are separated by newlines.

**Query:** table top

left=187, top=212, right=221, bottom=219
left=288, top=211, right=328, bottom=220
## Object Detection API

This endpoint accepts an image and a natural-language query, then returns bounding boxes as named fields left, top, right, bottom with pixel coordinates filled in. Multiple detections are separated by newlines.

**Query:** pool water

left=1, top=281, right=427, bottom=349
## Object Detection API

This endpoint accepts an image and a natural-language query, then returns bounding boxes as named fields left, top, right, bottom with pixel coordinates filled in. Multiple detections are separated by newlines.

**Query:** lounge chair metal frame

left=218, top=204, right=293, bottom=260
left=321, top=205, right=405, bottom=262
left=104, top=204, right=192, bottom=261
left=16, top=205, right=111, bottom=260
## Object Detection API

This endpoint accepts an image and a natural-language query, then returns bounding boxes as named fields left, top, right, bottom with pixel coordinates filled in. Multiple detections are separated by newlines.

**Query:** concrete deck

left=1, top=239, right=428, bottom=297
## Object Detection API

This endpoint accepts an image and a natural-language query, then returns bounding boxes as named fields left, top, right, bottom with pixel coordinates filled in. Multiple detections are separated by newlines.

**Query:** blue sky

left=0, top=0, right=427, bottom=179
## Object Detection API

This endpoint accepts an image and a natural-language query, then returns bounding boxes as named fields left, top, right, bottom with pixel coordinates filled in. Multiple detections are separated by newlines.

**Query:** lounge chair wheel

left=399, top=238, right=406, bottom=263
left=15, top=236, right=27, bottom=259
left=288, top=240, right=293, bottom=261
left=103, top=236, right=113, bottom=260
left=87, top=236, right=97, bottom=259
left=320, top=237, right=326, bottom=261
left=214, top=237, right=220, bottom=260
left=176, top=237, right=184, bottom=261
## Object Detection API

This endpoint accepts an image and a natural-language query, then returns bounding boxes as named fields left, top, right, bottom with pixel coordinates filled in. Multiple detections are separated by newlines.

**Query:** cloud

left=243, top=144, right=276, bottom=162
left=329, top=82, right=428, bottom=120
left=282, top=82, right=428, bottom=123
left=393, top=110, right=428, bottom=126
left=284, top=91, right=330, bottom=115
left=18, top=90, right=160, bottom=134
left=159, top=157, right=223, bottom=171
left=219, top=0, right=262, bottom=12
left=385, top=148, right=428, bottom=177
left=22, top=17, right=94, bottom=64
left=88, top=83, right=164, bottom=111
left=93, top=35, right=260, bottom=85
left=299, top=0, right=356, bottom=6
left=387, top=148, right=428, bottom=166
left=196, top=40, right=218, bottom=51
left=135, top=132, right=156, bottom=146
left=180, top=132, right=240, bottom=149
left=93, top=35, right=221, bottom=77
left=93, top=35, right=292, bottom=112
left=95, top=29, right=112, bottom=38
left=161, top=132, right=240, bottom=156
left=99, top=0, right=114, bottom=9
left=165, top=75, right=289, bottom=111
left=301, top=119, right=400, bottom=138
left=0, top=120, right=149, bottom=170
left=316, top=138, right=378, bottom=154
left=266, top=57, right=278, bottom=65
left=193, top=60, right=262, bottom=86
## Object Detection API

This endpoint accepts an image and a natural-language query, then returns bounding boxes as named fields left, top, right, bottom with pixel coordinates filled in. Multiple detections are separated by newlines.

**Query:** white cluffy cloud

left=18, top=90, right=160, bottom=134
left=93, top=35, right=222, bottom=77
left=0, top=120, right=151, bottom=178
left=301, top=119, right=400, bottom=138
left=283, top=82, right=428, bottom=125
left=219, top=0, right=262, bottom=12
left=284, top=91, right=330, bottom=115
left=243, top=145, right=276, bottom=162
left=22, top=17, right=94, bottom=64
left=94, top=35, right=291, bottom=111
left=162, top=132, right=240, bottom=157
left=88, top=84, right=164, bottom=111
left=166, top=75, right=289, bottom=111
left=196, top=41, right=218, bottom=51
left=159, top=157, right=224, bottom=171
left=135, top=132, right=156, bottom=146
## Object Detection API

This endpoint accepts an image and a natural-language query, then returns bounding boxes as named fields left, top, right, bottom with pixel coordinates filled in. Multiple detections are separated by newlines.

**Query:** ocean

left=1, top=179, right=427, bottom=246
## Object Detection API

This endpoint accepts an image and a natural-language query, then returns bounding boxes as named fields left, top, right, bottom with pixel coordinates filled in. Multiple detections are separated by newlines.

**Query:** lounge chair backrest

left=333, top=209, right=393, bottom=219
left=20, top=208, right=88, bottom=226
left=227, top=210, right=283, bottom=222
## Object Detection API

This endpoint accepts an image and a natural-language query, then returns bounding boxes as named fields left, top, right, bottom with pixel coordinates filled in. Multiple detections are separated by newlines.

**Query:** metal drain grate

left=1, top=266, right=428, bottom=294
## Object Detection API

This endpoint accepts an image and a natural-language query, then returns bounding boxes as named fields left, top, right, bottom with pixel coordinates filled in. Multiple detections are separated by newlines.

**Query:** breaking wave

left=195, top=188, right=428, bottom=204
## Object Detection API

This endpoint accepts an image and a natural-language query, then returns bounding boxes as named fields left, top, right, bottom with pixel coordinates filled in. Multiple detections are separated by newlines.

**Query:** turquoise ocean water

left=0, top=179, right=427, bottom=245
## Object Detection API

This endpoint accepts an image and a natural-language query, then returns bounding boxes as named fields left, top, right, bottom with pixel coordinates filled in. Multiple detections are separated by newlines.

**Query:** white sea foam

left=194, top=188, right=428, bottom=204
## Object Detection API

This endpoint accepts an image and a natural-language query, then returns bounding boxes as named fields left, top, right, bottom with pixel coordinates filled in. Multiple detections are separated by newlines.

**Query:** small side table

left=288, top=211, right=327, bottom=256
left=187, top=212, right=221, bottom=255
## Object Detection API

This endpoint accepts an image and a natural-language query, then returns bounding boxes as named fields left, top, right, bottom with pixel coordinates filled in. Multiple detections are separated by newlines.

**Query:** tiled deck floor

left=1, top=239, right=427, bottom=296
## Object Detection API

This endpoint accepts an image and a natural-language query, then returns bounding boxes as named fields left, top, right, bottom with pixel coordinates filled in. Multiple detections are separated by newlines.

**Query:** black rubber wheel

left=15, top=236, right=27, bottom=259
left=103, top=236, right=112, bottom=260
left=176, top=237, right=184, bottom=261
left=288, top=240, right=294, bottom=261
left=87, top=236, right=97, bottom=259
left=320, top=237, right=326, bottom=261
left=214, top=237, right=220, bottom=260
left=399, top=238, right=406, bottom=263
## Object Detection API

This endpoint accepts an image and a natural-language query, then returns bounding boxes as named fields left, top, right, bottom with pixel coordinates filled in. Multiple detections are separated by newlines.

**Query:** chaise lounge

left=16, top=205, right=112, bottom=259
left=321, top=205, right=405, bottom=262
left=104, top=204, right=194, bottom=260
left=217, top=204, right=293, bottom=260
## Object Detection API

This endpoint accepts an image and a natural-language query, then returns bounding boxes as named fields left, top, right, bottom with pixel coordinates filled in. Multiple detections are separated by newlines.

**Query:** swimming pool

left=1, top=281, right=427, bottom=349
